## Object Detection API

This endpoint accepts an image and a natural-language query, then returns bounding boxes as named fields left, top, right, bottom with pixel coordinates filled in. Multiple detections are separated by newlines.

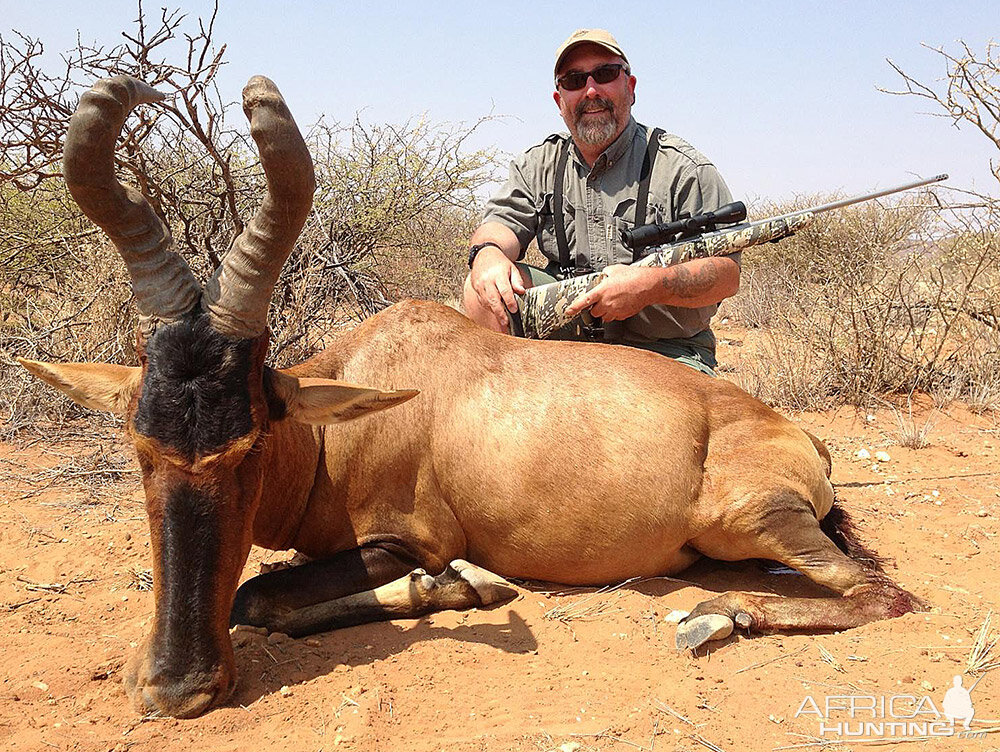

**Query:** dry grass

left=887, top=398, right=938, bottom=449
left=127, top=566, right=153, bottom=592
left=965, top=374, right=1000, bottom=415
left=967, top=610, right=1000, bottom=676
left=817, top=644, right=846, bottom=673
left=720, top=196, right=1000, bottom=411
left=542, top=580, right=635, bottom=623
left=0, top=442, right=137, bottom=503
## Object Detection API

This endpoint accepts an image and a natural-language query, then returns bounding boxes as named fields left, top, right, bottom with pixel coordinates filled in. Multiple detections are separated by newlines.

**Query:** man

left=463, top=29, right=739, bottom=375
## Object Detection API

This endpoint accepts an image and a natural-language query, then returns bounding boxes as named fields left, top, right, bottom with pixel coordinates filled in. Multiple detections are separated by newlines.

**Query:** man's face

left=553, top=44, right=636, bottom=150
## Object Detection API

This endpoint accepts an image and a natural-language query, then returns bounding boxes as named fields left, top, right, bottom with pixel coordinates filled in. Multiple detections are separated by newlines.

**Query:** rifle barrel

left=783, top=174, right=948, bottom=219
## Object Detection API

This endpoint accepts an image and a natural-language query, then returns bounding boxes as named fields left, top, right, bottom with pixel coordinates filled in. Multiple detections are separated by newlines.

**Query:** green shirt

left=483, top=117, right=735, bottom=345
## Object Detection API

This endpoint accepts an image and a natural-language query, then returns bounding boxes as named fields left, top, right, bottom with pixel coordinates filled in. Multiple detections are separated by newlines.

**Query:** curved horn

left=201, top=76, right=315, bottom=338
left=63, top=76, right=201, bottom=322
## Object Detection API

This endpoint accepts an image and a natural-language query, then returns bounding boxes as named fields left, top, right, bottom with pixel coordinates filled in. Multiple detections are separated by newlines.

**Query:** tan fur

left=251, top=300, right=835, bottom=584
left=17, top=358, right=141, bottom=414
left=268, top=370, right=418, bottom=424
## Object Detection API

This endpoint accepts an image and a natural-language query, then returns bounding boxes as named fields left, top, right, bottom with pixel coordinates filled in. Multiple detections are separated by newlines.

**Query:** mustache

left=574, top=98, right=614, bottom=119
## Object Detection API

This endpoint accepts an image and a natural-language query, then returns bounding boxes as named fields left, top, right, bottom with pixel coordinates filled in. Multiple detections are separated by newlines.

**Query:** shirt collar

left=572, top=117, right=638, bottom=173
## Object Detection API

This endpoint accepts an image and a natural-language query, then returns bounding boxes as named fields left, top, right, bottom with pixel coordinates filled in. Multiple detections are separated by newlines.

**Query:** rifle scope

left=621, top=201, right=748, bottom=251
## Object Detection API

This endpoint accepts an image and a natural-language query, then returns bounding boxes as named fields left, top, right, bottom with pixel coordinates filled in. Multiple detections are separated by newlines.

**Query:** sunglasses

left=556, top=63, right=630, bottom=92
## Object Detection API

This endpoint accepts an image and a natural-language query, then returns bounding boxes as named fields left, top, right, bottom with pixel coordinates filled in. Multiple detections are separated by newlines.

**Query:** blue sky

left=3, top=1, right=998, bottom=204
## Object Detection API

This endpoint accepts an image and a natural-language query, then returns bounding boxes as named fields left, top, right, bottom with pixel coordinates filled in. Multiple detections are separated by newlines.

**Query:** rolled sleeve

left=481, top=158, right=540, bottom=257
left=675, top=164, right=741, bottom=267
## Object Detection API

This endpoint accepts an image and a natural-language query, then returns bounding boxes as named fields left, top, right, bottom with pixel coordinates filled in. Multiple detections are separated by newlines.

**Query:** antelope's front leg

left=238, top=559, right=517, bottom=637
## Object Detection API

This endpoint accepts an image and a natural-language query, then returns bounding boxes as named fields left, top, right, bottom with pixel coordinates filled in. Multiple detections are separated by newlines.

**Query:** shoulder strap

left=633, top=127, right=665, bottom=262
left=553, top=138, right=572, bottom=274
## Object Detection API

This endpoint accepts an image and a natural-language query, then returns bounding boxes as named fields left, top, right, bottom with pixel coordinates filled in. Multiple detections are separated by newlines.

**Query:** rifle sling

left=553, top=139, right=572, bottom=274
left=633, top=127, right=664, bottom=262
left=552, top=128, right=666, bottom=272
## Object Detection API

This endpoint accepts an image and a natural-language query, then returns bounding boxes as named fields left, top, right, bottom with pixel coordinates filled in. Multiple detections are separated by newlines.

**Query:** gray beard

left=573, top=100, right=619, bottom=146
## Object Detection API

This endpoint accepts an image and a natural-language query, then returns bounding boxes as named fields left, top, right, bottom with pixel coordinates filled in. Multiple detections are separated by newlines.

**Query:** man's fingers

left=496, top=278, right=519, bottom=314
left=565, top=292, right=593, bottom=318
left=509, top=267, right=526, bottom=296
left=485, top=294, right=508, bottom=326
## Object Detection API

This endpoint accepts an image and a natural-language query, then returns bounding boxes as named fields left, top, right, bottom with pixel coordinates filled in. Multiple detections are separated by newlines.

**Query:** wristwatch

left=467, top=241, right=503, bottom=268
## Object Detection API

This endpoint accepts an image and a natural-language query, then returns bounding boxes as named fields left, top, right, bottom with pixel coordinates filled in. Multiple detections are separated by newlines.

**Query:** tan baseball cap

left=554, top=29, right=628, bottom=77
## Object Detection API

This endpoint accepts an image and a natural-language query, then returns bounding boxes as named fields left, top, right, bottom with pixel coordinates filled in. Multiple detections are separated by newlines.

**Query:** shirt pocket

left=613, top=199, right=670, bottom=264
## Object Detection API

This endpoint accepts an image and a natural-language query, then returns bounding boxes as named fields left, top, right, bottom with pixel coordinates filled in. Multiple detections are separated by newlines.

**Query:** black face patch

left=134, top=313, right=256, bottom=457
left=155, top=482, right=223, bottom=674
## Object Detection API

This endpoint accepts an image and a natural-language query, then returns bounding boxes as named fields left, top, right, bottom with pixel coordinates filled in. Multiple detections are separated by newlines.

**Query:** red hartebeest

left=20, top=75, right=921, bottom=719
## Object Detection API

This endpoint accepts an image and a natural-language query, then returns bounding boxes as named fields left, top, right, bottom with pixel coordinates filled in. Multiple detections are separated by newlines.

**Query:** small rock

left=856, top=448, right=871, bottom=460
left=32, top=681, right=48, bottom=692
left=921, top=680, right=934, bottom=691
left=304, top=638, right=321, bottom=647
left=559, top=743, right=582, bottom=752
left=977, top=509, right=988, bottom=517
left=664, top=609, right=690, bottom=623
left=279, top=685, right=292, bottom=697
left=267, top=632, right=289, bottom=645
left=875, top=451, right=891, bottom=462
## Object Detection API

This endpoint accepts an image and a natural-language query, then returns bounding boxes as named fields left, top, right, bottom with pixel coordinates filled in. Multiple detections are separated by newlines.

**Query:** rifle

left=510, top=174, right=948, bottom=340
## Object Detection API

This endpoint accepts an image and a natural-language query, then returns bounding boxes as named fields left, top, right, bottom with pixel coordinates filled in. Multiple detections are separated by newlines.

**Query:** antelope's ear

left=266, top=369, right=418, bottom=425
left=17, top=358, right=141, bottom=415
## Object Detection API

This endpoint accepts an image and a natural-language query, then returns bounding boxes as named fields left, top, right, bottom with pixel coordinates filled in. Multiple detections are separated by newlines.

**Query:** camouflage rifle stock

left=512, top=173, right=948, bottom=340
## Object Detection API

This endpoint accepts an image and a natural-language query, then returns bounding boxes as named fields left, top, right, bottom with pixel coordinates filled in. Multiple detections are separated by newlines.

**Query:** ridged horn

left=201, top=76, right=315, bottom=338
left=63, top=76, right=201, bottom=322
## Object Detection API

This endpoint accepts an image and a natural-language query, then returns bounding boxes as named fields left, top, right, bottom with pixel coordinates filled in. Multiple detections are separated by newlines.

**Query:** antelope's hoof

left=675, top=613, right=734, bottom=650
left=449, top=560, right=518, bottom=605
left=410, top=568, right=436, bottom=590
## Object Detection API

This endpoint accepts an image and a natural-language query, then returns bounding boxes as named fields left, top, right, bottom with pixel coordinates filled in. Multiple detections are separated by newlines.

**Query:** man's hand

left=564, top=264, right=652, bottom=322
left=564, top=257, right=741, bottom=322
left=469, top=246, right=526, bottom=331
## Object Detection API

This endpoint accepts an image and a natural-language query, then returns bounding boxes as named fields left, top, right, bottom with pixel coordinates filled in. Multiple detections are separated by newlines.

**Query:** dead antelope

left=19, top=75, right=921, bottom=719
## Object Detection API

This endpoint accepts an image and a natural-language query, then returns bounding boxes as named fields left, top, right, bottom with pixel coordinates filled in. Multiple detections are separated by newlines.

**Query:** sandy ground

left=1, top=335, right=998, bottom=752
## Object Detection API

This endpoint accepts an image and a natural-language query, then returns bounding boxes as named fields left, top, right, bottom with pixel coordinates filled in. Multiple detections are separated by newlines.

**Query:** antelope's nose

left=133, top=672, right=235, bottom=718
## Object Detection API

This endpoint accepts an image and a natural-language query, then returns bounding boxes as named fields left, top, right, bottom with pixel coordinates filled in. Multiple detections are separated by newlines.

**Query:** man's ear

left=266, top=368, right=418, bottom=425
left=17, top=358, right=141, bottom=415
left=553, top=90, right=562, bottom=109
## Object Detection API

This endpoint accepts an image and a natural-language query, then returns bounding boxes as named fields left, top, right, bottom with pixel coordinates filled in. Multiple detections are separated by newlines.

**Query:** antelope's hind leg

left=677, top=496, right=922, bottom=651
left=231, top=547, right=516, bottom=638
